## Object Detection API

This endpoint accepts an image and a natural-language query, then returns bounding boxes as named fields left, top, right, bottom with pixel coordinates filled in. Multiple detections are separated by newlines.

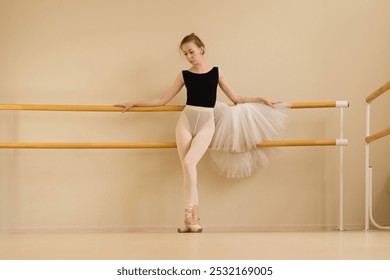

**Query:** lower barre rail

left=0, top=139, right=347, bottom=149
left=365, top=127, right=390, bottom=143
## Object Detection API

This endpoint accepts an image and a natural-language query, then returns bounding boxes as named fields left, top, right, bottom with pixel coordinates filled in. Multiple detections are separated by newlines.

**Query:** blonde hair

left=180, top=33, right=205, bottom=54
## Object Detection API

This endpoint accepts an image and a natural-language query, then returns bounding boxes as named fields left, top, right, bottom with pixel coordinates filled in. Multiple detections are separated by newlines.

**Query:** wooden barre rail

left=365, top=127, right=390, bottom=143
left=0, top=139, right=347, bottom=149
left=0, top=101, right=349, bottom=112
left=366, top=80, right=390, bottom=103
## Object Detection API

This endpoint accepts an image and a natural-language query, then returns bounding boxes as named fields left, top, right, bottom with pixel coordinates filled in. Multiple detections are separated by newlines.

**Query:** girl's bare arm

left=218, top=70, right=275, bottom=107
left=115, top=73, right=184, bottom=112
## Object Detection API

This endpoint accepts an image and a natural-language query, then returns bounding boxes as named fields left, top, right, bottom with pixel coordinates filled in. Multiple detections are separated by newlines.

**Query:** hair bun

left=180, top=33, right=206, bottom=54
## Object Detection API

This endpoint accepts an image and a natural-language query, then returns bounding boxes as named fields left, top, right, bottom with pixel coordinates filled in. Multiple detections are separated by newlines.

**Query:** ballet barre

left=0, top=139, right=348, bottom=149
left=365, top=80, right=390, bottom=231
left=0, top=101, right=349, bottom=112
left=365, top=80, right=390, bottom=103
left=364, top=127, right=390, bottom=144
left=0, top=100, right=349, bottom=231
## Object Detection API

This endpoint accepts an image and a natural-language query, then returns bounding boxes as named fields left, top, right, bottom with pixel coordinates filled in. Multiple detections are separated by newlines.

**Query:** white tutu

left=209, top=101, right=288, bottom=178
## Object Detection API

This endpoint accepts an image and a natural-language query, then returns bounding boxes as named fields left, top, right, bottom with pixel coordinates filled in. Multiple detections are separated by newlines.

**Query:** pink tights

left=175, top=105, right=215, bottom=209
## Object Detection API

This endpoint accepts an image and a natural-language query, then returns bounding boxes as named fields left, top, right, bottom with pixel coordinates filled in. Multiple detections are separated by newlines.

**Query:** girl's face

left=181, top=42, right=204, bottom=65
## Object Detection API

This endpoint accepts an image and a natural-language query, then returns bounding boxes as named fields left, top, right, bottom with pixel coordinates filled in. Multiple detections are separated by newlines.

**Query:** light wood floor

left=1, top=230, right=389, bottom=260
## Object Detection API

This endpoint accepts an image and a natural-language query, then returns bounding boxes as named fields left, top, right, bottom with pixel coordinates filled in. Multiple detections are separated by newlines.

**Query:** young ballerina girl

left=115, top=33, right=287, bottom=233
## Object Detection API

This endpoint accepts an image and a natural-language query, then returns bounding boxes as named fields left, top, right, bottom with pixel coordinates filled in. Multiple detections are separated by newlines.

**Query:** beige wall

left=1, top=0, right=389, bottom=232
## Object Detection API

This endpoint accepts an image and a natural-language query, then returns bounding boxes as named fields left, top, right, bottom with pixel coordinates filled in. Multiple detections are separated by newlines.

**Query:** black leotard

left=182, top=67, right=219, bottom=108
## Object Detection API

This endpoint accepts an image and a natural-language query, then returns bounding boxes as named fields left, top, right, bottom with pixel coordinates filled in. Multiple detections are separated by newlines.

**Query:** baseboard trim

left=0, top=224, right=365, bottom=234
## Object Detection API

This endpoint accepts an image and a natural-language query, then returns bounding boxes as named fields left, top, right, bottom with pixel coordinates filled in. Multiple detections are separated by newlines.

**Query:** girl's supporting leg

left=176, top=108, right=215, bottom=232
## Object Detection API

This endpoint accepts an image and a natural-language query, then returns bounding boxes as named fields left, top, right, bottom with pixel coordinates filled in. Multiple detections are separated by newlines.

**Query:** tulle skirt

left=209, top=101, right=288, bottom=178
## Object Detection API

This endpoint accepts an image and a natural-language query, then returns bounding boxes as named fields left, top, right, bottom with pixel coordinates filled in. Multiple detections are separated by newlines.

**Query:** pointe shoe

left=191, top=205, right=203, bottom=233
left=177, top=207, right=203, bottom=233
left=177, top=224, right=190, bottom=233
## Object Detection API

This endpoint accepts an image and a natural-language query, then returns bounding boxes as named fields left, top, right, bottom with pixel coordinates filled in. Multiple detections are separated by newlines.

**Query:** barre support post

left=338, top=106, right=344, bottom=231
